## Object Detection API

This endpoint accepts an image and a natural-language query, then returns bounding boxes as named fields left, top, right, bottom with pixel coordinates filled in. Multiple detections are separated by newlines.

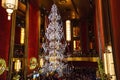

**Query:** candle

left=40, top=58, right=44, bottom=67
left=14, top=59, right=21, bottom=72
left=73, top=40, right=76, bottom=50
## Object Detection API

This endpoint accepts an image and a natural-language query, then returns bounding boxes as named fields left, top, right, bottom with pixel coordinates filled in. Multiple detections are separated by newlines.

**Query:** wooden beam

left=18, top=1, right=26, bottom=13
left=71, top=0, right=79, bottom=16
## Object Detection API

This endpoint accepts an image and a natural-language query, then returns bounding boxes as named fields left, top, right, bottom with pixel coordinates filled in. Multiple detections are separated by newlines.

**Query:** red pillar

left=28, top=0, right=39, bottom=73
left=109, top=0, right=120, bottom=79
left=0, top=1, right=11, bottom=79
left=94, top=0, right=105, bottom=57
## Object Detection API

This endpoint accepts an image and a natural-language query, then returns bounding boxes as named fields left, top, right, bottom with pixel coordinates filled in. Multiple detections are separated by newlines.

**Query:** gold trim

left=0, top=58, right=6, bottom=75
left=29, top=57, right=37, bottom=70
left=66, top=57, right=98, bottom=62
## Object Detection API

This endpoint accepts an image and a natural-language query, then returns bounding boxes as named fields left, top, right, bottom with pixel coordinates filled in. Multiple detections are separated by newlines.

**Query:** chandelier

left=41, top=4, right=67, bottom=77
left=2, top=0, right=18, bottom=20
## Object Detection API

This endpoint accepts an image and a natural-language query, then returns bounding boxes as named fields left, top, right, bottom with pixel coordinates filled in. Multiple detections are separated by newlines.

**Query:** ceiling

left=36, top=0, right=94, bottom=20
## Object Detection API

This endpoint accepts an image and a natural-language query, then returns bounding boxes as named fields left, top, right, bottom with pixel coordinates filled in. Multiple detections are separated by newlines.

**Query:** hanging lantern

left=20, top=28, right=25, bottom=44
left=39, top=58, right=44, bottom=68
left=107, top=45, right=112, bottom=53
left=2, top=0, right=18, bottom=20
left=66, top=20, right=71, bottom=41
left=14, top=59, right=21, bottom=72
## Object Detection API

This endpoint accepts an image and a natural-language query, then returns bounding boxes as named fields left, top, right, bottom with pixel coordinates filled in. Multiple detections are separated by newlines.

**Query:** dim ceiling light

left=59, top=0, right=67, bottom=4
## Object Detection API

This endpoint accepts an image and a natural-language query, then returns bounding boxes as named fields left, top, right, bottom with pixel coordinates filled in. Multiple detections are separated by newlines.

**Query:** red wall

left=81, top=20, right=88, bottom=54
left=109, top=0, right=120, bottom=79
left=0, top=1, right=11, bottom=79
left=27, top=0, right=39, bottom=73
left=15, top=27, right=21, bottom=44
